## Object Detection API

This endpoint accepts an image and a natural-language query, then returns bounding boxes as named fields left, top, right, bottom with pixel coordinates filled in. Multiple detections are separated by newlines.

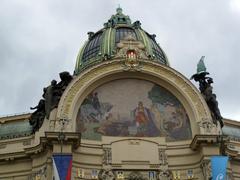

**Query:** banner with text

left=211, top=156, right=228, bottom=180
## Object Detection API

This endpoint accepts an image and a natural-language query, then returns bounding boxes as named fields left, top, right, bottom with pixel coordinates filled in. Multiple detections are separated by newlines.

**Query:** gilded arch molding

left=56, top=60, right=212, bottom=134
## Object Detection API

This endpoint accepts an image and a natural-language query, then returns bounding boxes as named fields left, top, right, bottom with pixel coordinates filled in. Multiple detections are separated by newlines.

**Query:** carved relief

left=198, top=118, right=221, bottom=135
left=127, top=171, right=146, bottom=180
left=53, top=118, right=70, bottom=132
left=103, top=148, right=112, bottom=165
left=98, top=169, right=116, bottom=180
left=30, top=166, right=48, bottom=180
left=115, top=34, right=148, bottom=71
left=116, top=34, right=148, bottom=59
left=201, top=160, right=212, bottom=180
left=158, top=149, right=170, bottom=180
left=158, top=169, right=171, bottom=180
left=159, top=149, right=168, bottom=166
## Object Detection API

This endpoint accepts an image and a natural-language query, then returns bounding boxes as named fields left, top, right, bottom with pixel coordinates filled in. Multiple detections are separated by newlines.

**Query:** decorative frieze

left=201, top=159, right=212, bottom=180
left=127, top=171, right=145, bottom=180
left=159, top=149, right=168, bottom=166
left=103, top=148, right=112, bottom=165
left=198, top=118, right=222, bottom=135
left=98, top=169, right=116, bottom=180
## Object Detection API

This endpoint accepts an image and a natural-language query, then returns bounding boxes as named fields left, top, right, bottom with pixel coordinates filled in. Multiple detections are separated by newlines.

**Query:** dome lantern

left=105, top=6, right=132, bottom=27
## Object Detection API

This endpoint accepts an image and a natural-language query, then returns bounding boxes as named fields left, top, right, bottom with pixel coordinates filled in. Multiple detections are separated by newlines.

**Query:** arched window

left=82, top=32, right=102, bottom=63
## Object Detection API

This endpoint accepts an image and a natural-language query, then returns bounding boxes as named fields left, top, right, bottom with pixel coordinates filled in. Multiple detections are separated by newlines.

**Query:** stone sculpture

left=127, top=172, right=146, bottom=180
left=98, top=169, right=116, bottom=180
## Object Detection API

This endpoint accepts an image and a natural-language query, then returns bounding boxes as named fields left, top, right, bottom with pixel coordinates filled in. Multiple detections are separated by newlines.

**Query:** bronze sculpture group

left=29, top=71, right=73, bottom=133
left=191, top=56, right=224, bottom=128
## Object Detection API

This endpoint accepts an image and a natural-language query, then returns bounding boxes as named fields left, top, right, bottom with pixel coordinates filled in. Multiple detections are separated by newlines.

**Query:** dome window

left=148, top=35, right=166, bottom=64
left=82, top=32, right=103, bottom=63
left=115, top=27, right=137, bottom=44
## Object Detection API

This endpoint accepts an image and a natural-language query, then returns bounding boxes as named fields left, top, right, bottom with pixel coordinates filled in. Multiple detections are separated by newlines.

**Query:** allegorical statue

left=57, top=71, right=73, bottom=91
left=191, top=56, right=224, bottom=128
left=29, top=99, right=45, bottom=133
left=29, top=71, right=73, bottom=133
left=42, top=79, right=57, bottom=119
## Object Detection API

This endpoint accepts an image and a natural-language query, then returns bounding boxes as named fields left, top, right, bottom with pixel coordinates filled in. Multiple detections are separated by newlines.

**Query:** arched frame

left=56, top=60, right=212, bottom=138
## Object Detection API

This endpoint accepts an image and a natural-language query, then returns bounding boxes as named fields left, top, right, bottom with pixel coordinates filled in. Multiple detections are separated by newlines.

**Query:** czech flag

left=52, top=154, right=72, bottom=180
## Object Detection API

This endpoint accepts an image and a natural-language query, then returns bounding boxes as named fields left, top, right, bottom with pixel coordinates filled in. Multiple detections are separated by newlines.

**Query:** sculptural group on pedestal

left=191, top=56, right=224, bottom=128
left=29, top=71, right=73, bottom=133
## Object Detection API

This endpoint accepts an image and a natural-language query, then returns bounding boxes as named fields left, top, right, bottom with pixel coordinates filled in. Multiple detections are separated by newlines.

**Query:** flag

left=211, top=156, right=228, bottom=180
left=52, top=155, right=72, bottom=180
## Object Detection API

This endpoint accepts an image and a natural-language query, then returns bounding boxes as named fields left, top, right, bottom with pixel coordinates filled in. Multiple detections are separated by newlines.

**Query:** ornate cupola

left=74, top=7, right=169, bottom=74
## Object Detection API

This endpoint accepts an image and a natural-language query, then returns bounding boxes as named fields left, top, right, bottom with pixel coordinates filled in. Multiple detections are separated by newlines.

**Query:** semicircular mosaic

left=76, top=79, right=192, bottom=141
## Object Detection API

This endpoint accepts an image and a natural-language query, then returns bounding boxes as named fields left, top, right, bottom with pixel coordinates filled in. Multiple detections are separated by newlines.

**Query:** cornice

left=190, top=134, right=229, bottom=151
left=0, top=113, right=31, bottom=123
left=0, top=132, right=81, bottom=162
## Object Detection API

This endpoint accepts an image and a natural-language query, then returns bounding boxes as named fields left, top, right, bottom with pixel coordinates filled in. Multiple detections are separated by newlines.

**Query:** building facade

left=0, top=8, right=240, bottom=180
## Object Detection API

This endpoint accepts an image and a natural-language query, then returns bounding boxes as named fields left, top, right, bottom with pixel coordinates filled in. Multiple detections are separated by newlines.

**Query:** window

left=147, top=35, right=167, bottom=64
left=82, top=32, right=102, bottom=63
left=115, top=28, right=137, bottom=44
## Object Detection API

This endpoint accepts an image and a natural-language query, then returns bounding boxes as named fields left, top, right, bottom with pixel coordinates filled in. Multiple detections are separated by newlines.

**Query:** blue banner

left=211, top=156, right=228, bottom=180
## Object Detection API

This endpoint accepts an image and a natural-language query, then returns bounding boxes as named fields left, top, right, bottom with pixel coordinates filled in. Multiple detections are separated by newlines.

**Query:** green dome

left=74, top=8, right=169, bottom=74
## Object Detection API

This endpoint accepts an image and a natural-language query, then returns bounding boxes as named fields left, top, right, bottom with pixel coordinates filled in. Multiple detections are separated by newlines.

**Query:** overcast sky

left=0, top=0, right=240, bottom=120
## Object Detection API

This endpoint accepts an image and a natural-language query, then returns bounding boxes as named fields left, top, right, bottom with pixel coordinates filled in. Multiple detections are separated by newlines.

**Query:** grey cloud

left=0, top=0, right=239, bottom=120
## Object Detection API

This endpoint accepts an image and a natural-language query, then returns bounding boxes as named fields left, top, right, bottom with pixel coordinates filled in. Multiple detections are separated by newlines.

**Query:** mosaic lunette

left=76, top=79, right=192, bottom=141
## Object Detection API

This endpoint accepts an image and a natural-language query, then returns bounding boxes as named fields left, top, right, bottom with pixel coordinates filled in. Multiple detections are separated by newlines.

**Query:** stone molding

left=190, top=134, right=228, bottom=151
left=56, top=59, right=213, bottom=136
left=0, top=131, right=81, bottom=162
